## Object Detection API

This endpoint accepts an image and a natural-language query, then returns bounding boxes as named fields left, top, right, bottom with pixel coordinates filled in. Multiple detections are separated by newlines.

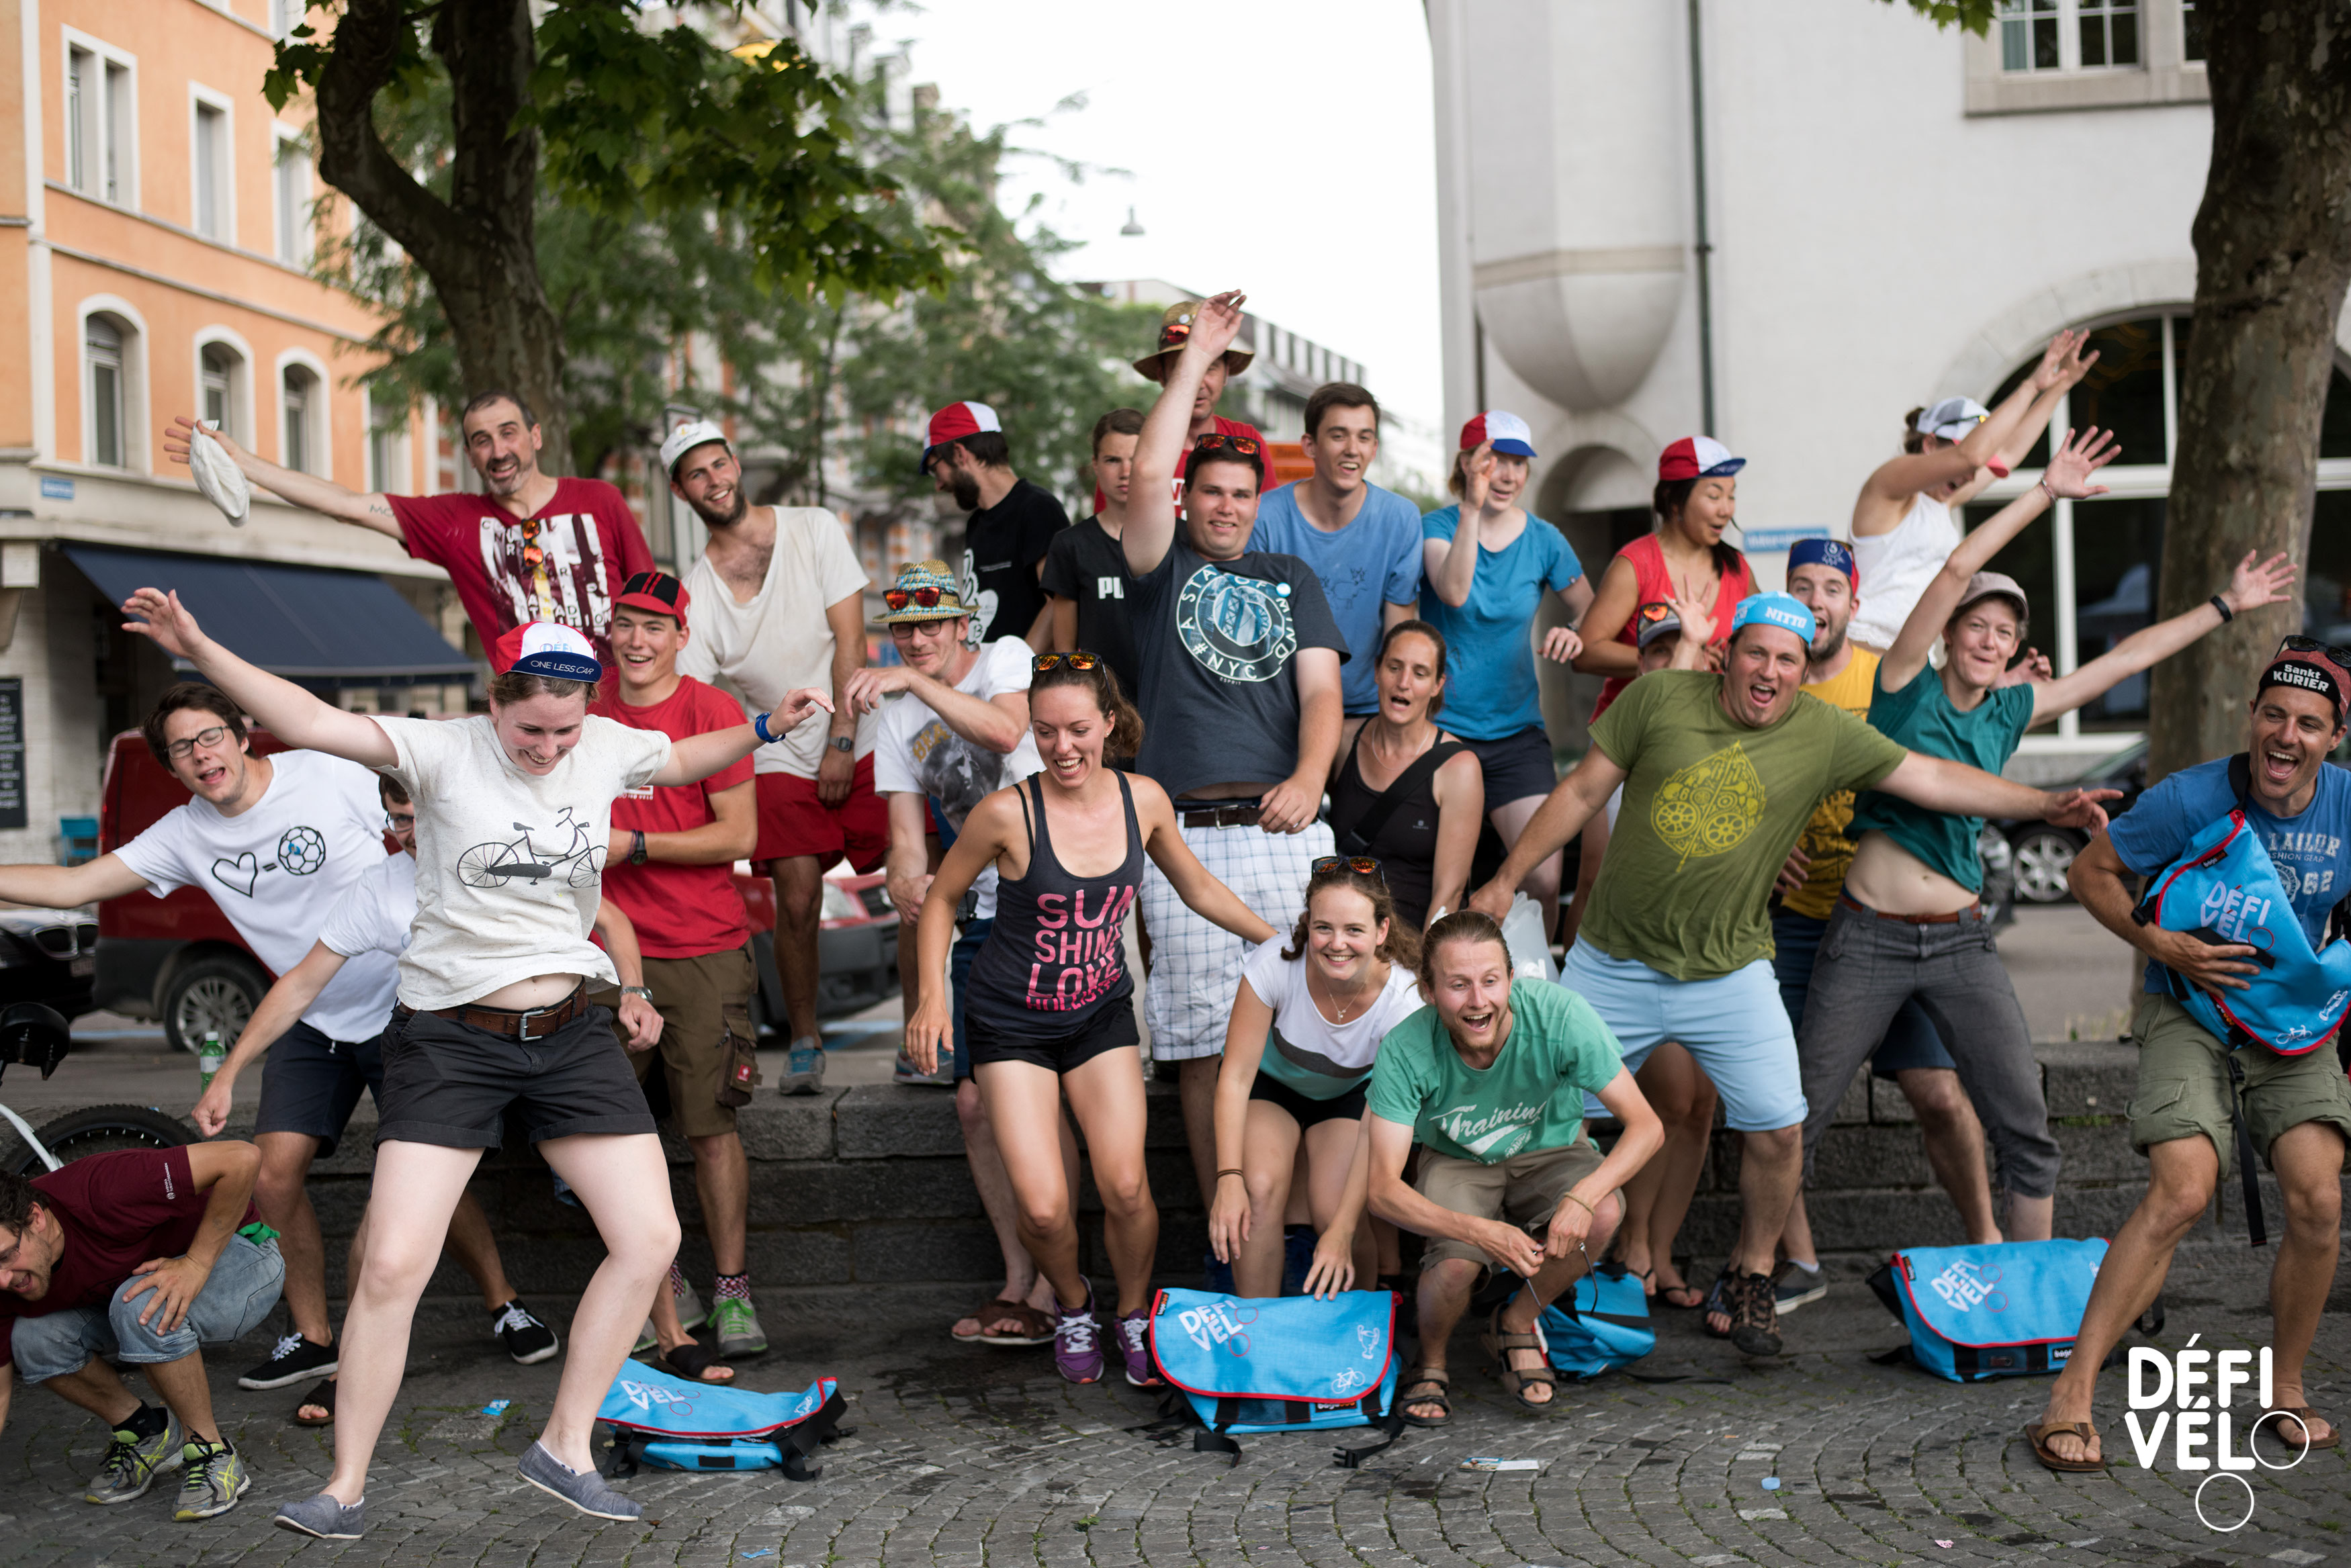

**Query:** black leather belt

left=1180, top=798, right=1263, bottom=829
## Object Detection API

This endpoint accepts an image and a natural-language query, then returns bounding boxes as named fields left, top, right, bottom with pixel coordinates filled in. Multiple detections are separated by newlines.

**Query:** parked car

left=93, top=728, right=899, bottom=1051
left=0, top=908, right=100, bottom=1019
left=1989, top=739, right=2150, bottom=906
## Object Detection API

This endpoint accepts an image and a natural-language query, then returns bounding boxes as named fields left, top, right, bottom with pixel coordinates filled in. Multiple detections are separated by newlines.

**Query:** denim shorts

left=1559, top=939, right=1809, bottom=1133
left=10, top=1234, right=284, bottom=1383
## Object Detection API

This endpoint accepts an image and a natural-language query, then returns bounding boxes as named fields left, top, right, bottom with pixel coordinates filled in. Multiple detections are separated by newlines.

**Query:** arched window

left=281, top=364, right=317, bottom=474
left=200, top=342, right=240, bottom=439
left=85, top=315, right=126, bottom=467
left=1966, top=310, right=2351, bottom=737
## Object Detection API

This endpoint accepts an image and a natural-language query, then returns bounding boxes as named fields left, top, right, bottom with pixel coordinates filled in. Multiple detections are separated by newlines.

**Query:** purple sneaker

left=1118, top=1307, right=1161, bottom=1387
left=1053, top=1284, right=1102, bottom=1383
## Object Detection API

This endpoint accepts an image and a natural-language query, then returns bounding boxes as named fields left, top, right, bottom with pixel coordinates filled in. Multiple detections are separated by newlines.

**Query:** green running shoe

left=709, top=1294, right=768, bottom=1358
left=85, top=1412, right=185, bottom=1505
left=174, top=1438, right=252, bottom=1521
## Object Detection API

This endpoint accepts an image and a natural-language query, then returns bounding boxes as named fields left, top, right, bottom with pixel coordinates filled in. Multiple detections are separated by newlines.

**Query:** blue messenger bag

left=1865, top=1238, right=2111, bottom=1383
left=1538, top=1260, right=1656, bottom=1379
left=594, top=1365, right=848, bottom=1479
left=1147, top=1287, right=1405, bottom=1466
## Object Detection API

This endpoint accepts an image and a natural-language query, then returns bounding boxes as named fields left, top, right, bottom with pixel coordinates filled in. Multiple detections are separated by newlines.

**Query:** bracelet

left=2037, top=477, right=2058, bottom=502
left=1216, top=1168, right=1245, bottom=1181
left=1560, top=1192, right=1596, bottom=1217
left=2210, top=594, right=2234, bottom=623
left=752, top=710, right=776, bottom=745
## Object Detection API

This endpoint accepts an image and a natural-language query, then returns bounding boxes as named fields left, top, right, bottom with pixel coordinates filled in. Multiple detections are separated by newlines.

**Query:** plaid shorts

left=1140, top=817, right=1333, bottom=1060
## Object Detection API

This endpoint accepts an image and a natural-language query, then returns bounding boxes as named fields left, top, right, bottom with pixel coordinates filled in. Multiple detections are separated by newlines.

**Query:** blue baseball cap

left=1786, top=538, right=1857, bottom=584
left=1730, top=592, right=1817, bottom=647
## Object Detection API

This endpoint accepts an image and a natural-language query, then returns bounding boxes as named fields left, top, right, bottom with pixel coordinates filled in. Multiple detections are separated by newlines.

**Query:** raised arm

left=652, top=688, right=834, bottom=788
left=1126, top=289, right=1247, bottom=577
left=122, top=589, right=396, bottom=766
left=1978, top=330, right=2096, bottom=478
left=1874, top=751, right=2117, bottom=829
left=0, top=851, right=150, bottom=913
left=1423, top=446, right=1495, bottom=609
left=163, top=416, right=400, bottom=537
left=1466, top=747, right=1631, bottom=918
left=191, top=940, right=347, bottom=1136
left=1879, top=426, right=2119, bottom=692
left=2031, top=551, right=2295, bottom=726
left=843, top=664, right=1030, bottom=756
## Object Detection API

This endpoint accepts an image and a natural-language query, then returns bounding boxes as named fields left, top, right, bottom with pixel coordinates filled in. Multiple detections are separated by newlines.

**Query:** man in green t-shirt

left=1366, top=914, right=1662, bottom=1421
left=1468, top=593, right=2112, bottom=1358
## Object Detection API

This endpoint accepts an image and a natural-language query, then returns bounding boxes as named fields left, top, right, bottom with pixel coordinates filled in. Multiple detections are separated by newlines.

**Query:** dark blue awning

left=65, top=545, right=476, bottom=682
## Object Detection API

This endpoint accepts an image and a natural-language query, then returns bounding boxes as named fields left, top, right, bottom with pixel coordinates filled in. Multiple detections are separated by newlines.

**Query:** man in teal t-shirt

left=1367, top=915, right=1661, bottom=1420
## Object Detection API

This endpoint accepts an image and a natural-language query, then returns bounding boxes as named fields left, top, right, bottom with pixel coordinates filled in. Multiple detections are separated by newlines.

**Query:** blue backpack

left=2132, top=754, right=2351, bottom=1058
left=594, top=1365, right=848, bottom=1479
left=1865, top=1239, right=2108, bottom=1383
left=1146, top=1287, right=1405, bottom=1467
left=1538, top=1261, right=1656, bottom=1379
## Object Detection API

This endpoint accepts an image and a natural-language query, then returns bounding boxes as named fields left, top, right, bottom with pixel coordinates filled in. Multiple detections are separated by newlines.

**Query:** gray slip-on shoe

left=273, top=1491, right=366, bottom=1539
left=519, top=1440, right=643, bottom=1521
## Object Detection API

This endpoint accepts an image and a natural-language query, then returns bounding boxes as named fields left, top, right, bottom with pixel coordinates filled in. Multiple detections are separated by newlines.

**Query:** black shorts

left=253, top=1020, right=386, bottom=1159
left=377, top=997, right=656, bottom=1150
left=965, top=1003, right=1139, bottom=1075
left=1461, top=727, right=1558, bottom=806
left=1247, top=1070, right=1368, bottom=1129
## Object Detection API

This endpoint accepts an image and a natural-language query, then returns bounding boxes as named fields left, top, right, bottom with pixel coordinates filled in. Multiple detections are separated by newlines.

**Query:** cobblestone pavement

left=3, top=1250, right=2345, bottom=1567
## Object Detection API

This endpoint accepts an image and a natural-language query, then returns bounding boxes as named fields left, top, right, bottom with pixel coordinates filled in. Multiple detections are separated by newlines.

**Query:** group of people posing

left=0, top=296, right=2341, bottom=1534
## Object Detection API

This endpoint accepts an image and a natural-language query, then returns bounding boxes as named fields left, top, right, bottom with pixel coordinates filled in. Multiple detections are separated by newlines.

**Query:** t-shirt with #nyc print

left=388, top=477, right=654, bottom=669
left=113, top=751, right=399, bottom=1042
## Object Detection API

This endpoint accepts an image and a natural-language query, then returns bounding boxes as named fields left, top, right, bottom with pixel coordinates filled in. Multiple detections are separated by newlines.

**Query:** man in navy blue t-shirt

left=2028, top=647, right=2351, bottom=1471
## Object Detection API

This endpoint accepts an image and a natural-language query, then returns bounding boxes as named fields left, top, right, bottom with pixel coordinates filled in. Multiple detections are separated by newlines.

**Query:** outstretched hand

left=1187, top=290, right=1249, bottom=363
left=765, top=687, right=836, bottom=735
left=2221, top=551, right=2298, bottom=616
left=2030, top=329, right=2100, bottom=395
left=2043, top=787, right=2121, bottom=832
left=121, top=588, right=207, bottom=661
left=2042, top=426, right=2120, bottom=499
left=162, top=414, right=250, bottom=471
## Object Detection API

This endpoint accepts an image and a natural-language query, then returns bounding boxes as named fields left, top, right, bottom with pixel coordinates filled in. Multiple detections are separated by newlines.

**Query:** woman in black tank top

left=1326, top=622, right=1485, bottom=928
left=907, top=655, right=1277, bottom=1389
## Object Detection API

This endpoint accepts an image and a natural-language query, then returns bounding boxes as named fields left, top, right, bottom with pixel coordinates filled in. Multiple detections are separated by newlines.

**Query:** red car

left=92, top=728, right=897, bottom=1050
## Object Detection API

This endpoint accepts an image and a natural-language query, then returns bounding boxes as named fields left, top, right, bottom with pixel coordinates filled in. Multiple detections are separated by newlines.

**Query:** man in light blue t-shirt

left=1247, top=384, right=1424, bottom=716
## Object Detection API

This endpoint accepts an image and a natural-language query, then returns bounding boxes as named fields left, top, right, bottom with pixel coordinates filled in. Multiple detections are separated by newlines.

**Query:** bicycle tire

left=457, top=842, right=511, bottom=888
left=10, top=1104, right=193, bottom=1175
left=567, top=847, right=605, bottom=889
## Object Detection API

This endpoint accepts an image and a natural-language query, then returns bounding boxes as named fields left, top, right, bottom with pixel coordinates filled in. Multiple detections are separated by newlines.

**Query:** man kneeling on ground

left=0, top=1143, right=281, bottom=1519
left=1365, top=911, right=1661, bottom=1420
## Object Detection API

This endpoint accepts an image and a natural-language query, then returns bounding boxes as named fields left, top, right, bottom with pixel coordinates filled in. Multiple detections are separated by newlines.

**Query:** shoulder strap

left=1335, top=740, right=1464, bottom=856
left=2228, top=752, right=2252, bottom=812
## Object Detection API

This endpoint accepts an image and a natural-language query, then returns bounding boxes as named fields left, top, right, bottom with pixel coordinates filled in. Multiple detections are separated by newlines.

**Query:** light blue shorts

left=1559, top=939, right=1808, bottom=1134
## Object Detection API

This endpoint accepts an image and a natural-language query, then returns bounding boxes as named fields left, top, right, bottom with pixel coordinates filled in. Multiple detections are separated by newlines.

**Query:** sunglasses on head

left=1635, top=602, right=1676, bottom=623
left=1312, top=855, right=1384, bottom=880
left=1192, top=432, right=1260, bottom=457
left=2280, top=635, right=2351, bottom=672
left=1033, top=651, right=1102, bottom=672
left=885, top=584, right=948, bottom=612
left=1159, top=321, right=1192, bottom=348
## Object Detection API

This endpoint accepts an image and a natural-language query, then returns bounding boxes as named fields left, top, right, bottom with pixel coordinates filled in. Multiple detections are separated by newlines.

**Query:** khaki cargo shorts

left=588, top=946, right=759, bottom=1139
left=1415, top=1139, right=1607, bottom=1271
left=2127, top=993, right=2351, bottom=1181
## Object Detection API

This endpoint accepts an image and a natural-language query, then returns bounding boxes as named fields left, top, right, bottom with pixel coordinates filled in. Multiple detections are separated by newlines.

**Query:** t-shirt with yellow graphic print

left=1581, top=670, right=1908, bottom=982
left=1780, top=647, right=1883, bottom=920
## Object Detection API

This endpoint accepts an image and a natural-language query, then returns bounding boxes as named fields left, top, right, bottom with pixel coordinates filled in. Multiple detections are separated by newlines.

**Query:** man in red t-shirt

left=165, top=391, right=654, bottom=668
left=1, top=1144, right=278, bottom=1518
left=585, top=570, right=766, bottom=1361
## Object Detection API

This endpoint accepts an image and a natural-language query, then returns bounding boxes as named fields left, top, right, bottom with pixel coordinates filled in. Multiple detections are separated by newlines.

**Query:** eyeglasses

left=386, top=811, right=417, bottom=833
left=1312, top=855, right=1384, bottom=879
left=165, top=725, right=231, bottom=760
left=1193, top=432, right=1261, bottom=457
left=2280, top=635, right=2351, bottom=673
left=517, top=516, right=544, bottom=573
left=885, top=584, right=948, bottom=612
left=1033, top=651, right=1101, bottom=672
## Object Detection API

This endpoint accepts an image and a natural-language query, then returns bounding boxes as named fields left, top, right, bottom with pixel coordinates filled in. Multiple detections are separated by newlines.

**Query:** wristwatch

left=629, top=829, right=648, bottom=866
left=620, top=985, right=654, bottom=1002
left=830, top=735, right=854, bottom=754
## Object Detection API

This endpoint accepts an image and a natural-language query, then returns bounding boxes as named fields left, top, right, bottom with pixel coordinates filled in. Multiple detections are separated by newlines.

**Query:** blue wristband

left=752, top=710, right=775, bottom=745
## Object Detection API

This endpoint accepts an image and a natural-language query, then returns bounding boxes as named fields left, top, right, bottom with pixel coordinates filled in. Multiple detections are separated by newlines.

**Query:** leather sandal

left=291, top=1379, right=336, bottom=1428
left=2276, top=1406, right=2340, bottom=1450
left=2024, top=1420, right=2106, bottom=1472
left=658, top=1339, right=734, bottom=1383
left=1399, top=1367, right=1452, bottom=1428
left=1482, top=1304, right=1558, bottom=1412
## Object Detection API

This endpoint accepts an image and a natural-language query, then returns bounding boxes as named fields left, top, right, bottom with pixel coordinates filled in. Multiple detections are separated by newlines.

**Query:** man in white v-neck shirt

left=661, top=420, right=882, bottom=1095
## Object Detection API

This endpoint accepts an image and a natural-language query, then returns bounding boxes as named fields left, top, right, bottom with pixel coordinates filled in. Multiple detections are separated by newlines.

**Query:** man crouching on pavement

left=1364, top=911, right=1662, bottom=1422
left=2027, top=646, right=2351, bottom=1471
left=0, top=1142, right=281, bottom=1518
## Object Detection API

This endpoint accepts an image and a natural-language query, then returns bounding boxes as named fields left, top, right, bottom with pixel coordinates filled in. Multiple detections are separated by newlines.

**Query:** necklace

left=1312, top=962, right=1378, bottom=1023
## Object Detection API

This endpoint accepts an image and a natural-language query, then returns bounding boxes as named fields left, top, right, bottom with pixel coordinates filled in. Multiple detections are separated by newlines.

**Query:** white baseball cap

left=493, top=621, right=601, bottom=684
left=659, top=418, right=729, bottom=477
left=1915, top=397, right=1991, bottom=443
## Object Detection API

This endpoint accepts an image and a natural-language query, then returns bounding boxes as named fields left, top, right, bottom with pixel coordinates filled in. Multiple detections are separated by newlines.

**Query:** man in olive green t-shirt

left=1468, top=593, right=2111, bottom=1358
left=1366, top=916, right=1661, bottom=1421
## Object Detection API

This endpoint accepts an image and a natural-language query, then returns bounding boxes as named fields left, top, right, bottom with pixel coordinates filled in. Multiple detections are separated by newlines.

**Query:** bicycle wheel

left=458, top=842, right=512, bottom=888
left=11, top=1104, right=192, bottom=1175
left=567, top=847, right=606, bottom=889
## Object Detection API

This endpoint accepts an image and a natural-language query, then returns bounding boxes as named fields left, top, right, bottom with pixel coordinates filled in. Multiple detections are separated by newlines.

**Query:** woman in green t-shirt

left=1799, top=424, right=2296, bottom=1240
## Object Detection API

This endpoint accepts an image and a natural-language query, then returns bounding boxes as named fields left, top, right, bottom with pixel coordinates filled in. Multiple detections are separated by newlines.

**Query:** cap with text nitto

left=1458, top=410, right=1536, bottom=457
left=1730, top=592, right=1816, bottom=647
left=492, top=621, right=601, bottom=683
left=920, top=401, right=1002, bottom=475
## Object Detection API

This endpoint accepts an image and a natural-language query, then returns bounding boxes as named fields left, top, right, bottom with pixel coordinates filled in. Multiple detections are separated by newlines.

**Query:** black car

left=1992, top=740, right=2150, bottom=905
left=0, top=907, right=99, bottom=1019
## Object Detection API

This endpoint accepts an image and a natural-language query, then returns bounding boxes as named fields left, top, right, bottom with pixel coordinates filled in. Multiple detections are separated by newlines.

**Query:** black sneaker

left=1726, top=1270, right=1783, bottom=1357
left=238, top=1333, right=339, bottom=1391
left=491, top=1299, right=559, bottom=1365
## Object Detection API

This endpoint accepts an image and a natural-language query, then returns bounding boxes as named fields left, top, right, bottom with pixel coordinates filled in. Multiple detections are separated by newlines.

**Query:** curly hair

left=1280, top=861, right=1422, bottom=975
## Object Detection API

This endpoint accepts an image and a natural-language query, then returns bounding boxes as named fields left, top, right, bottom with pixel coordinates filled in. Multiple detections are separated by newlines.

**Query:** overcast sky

left=863, top=0, right=1446, bottom=440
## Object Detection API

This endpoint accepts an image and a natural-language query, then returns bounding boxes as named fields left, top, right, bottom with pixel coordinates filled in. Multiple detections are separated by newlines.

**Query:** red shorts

left=755, top=757, right=889, bottom=871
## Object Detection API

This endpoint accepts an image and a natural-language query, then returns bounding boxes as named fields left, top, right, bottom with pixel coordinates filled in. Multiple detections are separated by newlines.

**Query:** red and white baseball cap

left=1658, top=435, right=1746, bottom=483
left=492, top=621, right=601, bottom=684
left=920, top=401, right=1003, bottom=475
left=1458, top=410, right=1536, bottom=457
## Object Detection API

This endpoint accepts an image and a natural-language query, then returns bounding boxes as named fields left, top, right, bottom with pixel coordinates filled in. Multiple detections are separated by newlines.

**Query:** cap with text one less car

left=919, top=402, right=1002, bottom=476
left=493, top=621, right=601, bottom=684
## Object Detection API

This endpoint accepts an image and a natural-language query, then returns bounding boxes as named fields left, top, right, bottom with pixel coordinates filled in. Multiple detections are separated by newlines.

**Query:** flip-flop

left=1399, top=1367, right=1452, bottom=1428
left=292, top=1379, right=336, bottom=1428
left=1482, top=1304, right=1558, bottom=1413
left=975, top=1301, right=1057, bottom=1347
left=2275, top=1406, right=2340, bottom=1450
left=1658, top=1281, right=1706, bottom=1310
left=2023, top=1420, right=2106, bottom=1473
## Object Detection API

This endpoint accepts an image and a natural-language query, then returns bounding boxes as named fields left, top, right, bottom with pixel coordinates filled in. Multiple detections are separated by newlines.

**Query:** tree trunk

left=311, top=0, right=572, bottom=472
left=2149, top=1, right=2351, bottom=781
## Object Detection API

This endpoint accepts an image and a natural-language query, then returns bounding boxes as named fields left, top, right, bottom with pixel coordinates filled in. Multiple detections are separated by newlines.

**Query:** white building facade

left=1430, top=0, right=2351, bottom=767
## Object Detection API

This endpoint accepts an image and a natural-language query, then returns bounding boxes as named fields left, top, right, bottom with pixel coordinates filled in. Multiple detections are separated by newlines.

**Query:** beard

left=688, top=483, right=751, bottom=530
left=948, top=471, right=981, bottom=512
left=1809, top=622, right=1849, bottom=668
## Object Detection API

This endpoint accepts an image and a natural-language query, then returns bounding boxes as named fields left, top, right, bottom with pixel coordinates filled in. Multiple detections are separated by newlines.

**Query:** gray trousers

left=1795, top=899, right=2061, bottom=1199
